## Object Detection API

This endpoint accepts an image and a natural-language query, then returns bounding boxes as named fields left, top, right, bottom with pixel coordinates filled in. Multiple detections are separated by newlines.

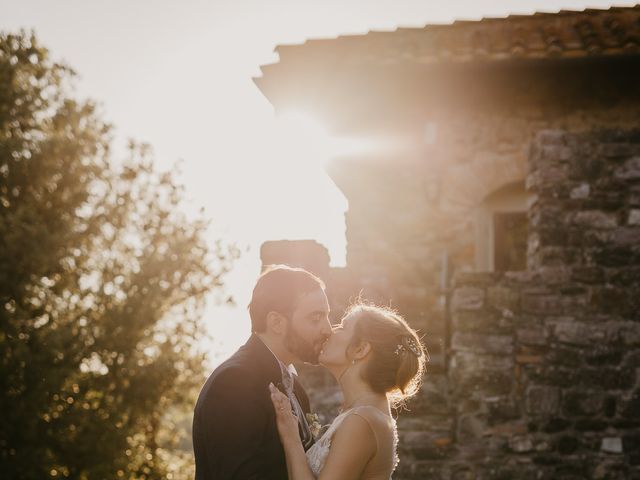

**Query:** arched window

left=474, top=180, right=531, bottom=272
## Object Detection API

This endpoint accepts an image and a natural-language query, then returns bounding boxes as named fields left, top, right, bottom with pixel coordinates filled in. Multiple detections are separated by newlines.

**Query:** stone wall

left=263, top=128, right=640, bottom=479
left=394, top=129, right=640, bottom=479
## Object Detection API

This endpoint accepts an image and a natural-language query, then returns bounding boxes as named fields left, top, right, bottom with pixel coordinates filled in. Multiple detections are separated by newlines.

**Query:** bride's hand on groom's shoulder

left=269, top=383, right=300, bottom=443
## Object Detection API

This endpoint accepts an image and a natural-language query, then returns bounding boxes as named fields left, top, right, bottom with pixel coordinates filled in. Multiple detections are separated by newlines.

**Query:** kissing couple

left=193, top=265, right=427, bottom=479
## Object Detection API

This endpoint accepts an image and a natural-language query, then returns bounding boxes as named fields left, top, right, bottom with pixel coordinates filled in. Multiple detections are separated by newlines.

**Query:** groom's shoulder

left=195, top=357, right=255, bottom=413
left=209, top=350, right=253, bottom=383
left=203, top=343, right=262, bottom=391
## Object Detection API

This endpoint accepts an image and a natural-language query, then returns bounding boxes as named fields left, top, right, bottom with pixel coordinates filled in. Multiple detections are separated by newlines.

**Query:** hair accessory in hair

left=394, top=335, right=422, bottom=357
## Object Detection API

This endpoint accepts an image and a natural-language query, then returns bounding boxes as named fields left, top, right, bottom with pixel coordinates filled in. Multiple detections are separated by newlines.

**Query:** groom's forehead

left=294, top=288, right=329, bottom=312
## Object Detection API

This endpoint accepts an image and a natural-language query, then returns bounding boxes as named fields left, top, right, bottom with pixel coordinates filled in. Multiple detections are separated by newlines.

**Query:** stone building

left=255, top=6, right=640, bottom=479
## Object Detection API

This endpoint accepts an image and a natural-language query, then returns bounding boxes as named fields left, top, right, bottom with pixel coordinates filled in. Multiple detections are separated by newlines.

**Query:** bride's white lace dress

left=305, top=406, right=399, bottom=478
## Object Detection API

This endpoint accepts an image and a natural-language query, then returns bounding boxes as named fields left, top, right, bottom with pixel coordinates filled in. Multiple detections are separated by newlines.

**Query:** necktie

left=280, top=365, right=313, bottom=449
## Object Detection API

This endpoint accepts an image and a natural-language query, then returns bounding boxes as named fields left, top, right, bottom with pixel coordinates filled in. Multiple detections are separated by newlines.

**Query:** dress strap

left=349, top=407, right=380, bottom=458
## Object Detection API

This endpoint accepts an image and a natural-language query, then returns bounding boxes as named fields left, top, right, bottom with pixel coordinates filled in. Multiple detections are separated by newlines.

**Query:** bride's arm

left=269, top=384, right=376, bottom=480
left=269, top=383, right=316, bottom=480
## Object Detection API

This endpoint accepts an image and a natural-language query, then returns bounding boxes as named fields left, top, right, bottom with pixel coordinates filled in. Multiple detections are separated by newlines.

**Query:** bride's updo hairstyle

left=347, top=303, right=428, bottom=406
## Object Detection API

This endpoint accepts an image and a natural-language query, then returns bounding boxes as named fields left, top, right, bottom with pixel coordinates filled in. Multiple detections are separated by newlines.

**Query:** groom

left=193, top=265, right=333, bottom=479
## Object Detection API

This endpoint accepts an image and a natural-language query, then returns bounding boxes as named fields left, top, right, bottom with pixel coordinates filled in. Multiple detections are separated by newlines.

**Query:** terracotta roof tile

left=270, top=5, right=640, bottom=67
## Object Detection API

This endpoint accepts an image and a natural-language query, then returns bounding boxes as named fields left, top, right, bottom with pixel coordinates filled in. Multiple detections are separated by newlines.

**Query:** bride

left=269, top=303, right=427, bottom=479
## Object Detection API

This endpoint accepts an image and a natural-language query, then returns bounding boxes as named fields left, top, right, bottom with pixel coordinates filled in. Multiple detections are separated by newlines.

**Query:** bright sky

left=1, top=0, right=631, bottom=365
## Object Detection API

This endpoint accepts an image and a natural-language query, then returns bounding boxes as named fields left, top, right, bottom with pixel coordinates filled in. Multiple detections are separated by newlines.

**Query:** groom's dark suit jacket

left=193, top=334, right=312, bottom=480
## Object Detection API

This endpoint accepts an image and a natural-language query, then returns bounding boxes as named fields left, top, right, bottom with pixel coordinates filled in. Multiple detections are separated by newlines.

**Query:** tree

left=0, top=31, right=236, bottom=479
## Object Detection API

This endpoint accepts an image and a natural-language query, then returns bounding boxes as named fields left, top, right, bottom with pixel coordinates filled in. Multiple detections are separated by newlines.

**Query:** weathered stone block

left=614, top=156, right=640, bottom=180
left=452, top=310, right=509, bottom=333
left=585, top=346, right=623, bottom=366
left=570, top=183, right=590, bottom=199
left=531, top=246, right=582, bottom=268
left=523, top=365, right=579, bottom=388
left=592, top=460, right=631, bottom=480
left=409, top=461, right=447, bottom=480
left=575, top=418, right=608, bottom=431
left=611, top=419, right=640, bottom=430
left=534, top=129, right=567, bottom=147
left=484, top=421, right=528, bottom=437
left=452, top=351, right=514, bottom=372
left=526, top=385, right=560, bottom=415
left=399, top=415, right=454, bottom=433
left=600, top=142, right=639, bottom=158
left=534, top=226, right=570, bottom=247
left=503, top=270, right=538, bottom=284
left=604, top=396, right=617, bottom=417
left=457, top=413, right=486, bottom=440
left=620, top=392, right=640, bottom=419
left=622, top=432, right=640, bottom=455
left=409, top=374, right=449, bottom=414
left=579, top=366, right=636, bottom=390
left=570, top=265, right=605, bottom=284
left=562, top=390, right=604, bottom=416
left=541, top=417, right=571, bottom=433
left=451, top=332, right=514, bottom=354
left=628, top=209, right=640, bottom=225
left=545, top=344, right=583, bottom=367
left=556, top=435, right=580, bottom=454
left=593, top=245, right=639, bottom=268
left=457, top=371, right=515, bottom=397
left=609, top=227, right=640, bottom=246
left=509, top=435, right=534, bottom=453
left=622, top=351, right=640, bottom=373
left=453, top=271, right=502, bottom=287
left=260, top=239, right=331, bottom=278
left=487, top=397, right=521, bottom=423
left=537, top=266, right=572, bottom=285
left=591, top=286, right=639, bottom=317
left=601, top=437, right=624, bottom=454
left=400, top=431, right=453, bottom=459
left=607, top=266, right=640, bottom=285
left=486, top=286, right=520, bottom=311
left=451, top=286, right=485, bottom=311
left=516, top=354, right=544, bottom=364
left=516, top=326, right=548, bottom=345
left=523, top=292, right=589, bottom=315
left=630, top=184, right=640, bottom=207
left=572, top=210, right=619, bottom=229
left=552, top=319, right=617, bottom=345
left=548, top=145, right=574, bottom=161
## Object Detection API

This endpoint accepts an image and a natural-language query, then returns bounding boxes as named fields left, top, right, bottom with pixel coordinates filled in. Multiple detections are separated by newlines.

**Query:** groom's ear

left=266, top=311, right=287, bottom=335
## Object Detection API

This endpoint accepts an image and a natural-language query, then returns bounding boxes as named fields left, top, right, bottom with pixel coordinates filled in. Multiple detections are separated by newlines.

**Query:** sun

left=274, top=110, right=373, bottom=169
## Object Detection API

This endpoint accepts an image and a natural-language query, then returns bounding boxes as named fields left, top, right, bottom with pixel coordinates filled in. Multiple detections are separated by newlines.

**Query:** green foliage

left=0, top=31, right=236, bottom=479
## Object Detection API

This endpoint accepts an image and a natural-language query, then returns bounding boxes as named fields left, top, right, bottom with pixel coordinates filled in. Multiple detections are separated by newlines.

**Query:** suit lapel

left=244, top=334, right=315, bottom=449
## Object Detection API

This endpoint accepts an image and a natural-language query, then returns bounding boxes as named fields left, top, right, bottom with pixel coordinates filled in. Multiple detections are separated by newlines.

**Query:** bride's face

left=318, top=313, right=356, bottom=367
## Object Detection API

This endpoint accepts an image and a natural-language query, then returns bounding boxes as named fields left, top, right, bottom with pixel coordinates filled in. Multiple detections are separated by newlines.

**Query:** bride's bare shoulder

left=318, top=413, right=377, bottom=477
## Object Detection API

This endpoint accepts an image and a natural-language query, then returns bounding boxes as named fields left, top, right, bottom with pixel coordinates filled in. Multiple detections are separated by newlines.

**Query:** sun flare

left=275, top=111, right=373, bottom=168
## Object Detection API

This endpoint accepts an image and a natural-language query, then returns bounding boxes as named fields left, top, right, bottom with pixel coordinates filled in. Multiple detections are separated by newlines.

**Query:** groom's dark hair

left=249, top=264, right=325, bottom=333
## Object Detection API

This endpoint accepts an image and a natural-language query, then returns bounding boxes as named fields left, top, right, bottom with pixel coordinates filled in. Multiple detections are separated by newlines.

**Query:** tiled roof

left=256, top=5, right=640, bottom=83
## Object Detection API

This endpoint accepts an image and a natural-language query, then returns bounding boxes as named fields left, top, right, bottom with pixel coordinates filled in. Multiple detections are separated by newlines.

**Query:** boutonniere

left=305, top=412, right=322, bottom=439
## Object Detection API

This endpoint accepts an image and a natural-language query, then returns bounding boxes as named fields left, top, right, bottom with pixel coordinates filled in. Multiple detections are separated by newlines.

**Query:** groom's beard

left=285, top=324, right=322, bottom=365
